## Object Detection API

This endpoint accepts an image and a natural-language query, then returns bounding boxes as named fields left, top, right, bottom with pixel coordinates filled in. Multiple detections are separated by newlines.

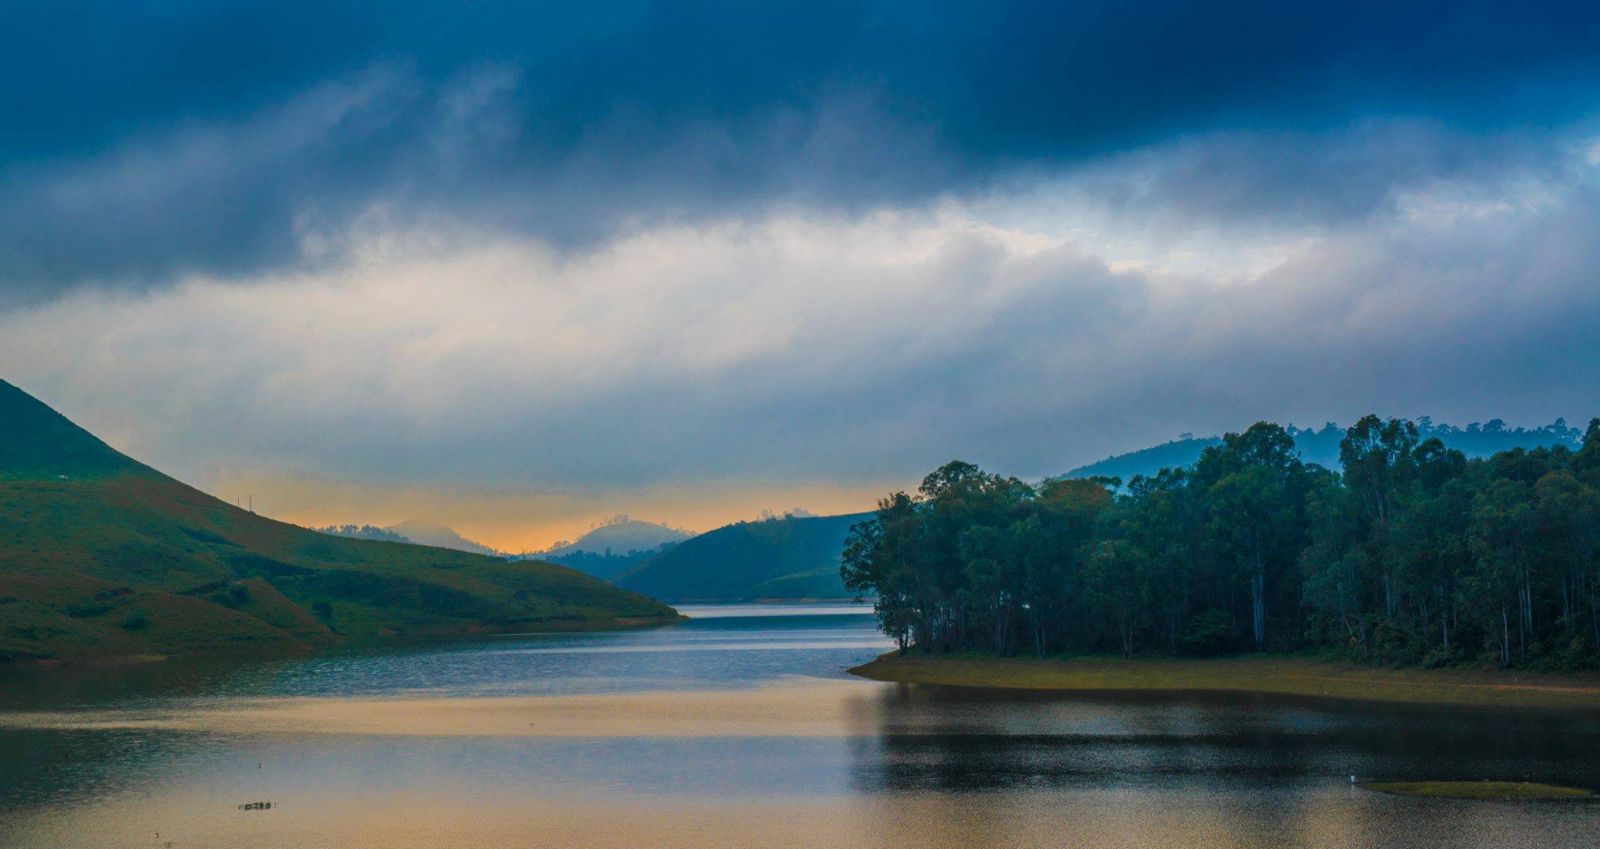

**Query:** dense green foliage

left=618, top=512, right=870, bottom=600
left=843, top=416, right=1600, bottom=670
left=0, top=380, right=677, bottom=665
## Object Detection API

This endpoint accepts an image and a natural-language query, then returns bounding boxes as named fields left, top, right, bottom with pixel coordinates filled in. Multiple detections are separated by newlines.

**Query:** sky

left=3, top=1, right=1600, bottom=551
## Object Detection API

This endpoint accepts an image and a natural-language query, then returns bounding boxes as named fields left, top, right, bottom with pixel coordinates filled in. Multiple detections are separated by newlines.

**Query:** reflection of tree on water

left=848, top=685, right=1600, bottom=795
left=0, top=652, right=301, bottom=712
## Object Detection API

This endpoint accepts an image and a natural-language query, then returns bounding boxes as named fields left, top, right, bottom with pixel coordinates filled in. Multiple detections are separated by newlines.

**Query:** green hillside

left=0, top=380, right=678, bottom=666
left=615, top=512, right=871, bottom=601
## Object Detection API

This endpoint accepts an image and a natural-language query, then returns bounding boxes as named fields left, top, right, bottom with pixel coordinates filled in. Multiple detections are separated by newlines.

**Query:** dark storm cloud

left=2, top=0, right=1598, bottom=298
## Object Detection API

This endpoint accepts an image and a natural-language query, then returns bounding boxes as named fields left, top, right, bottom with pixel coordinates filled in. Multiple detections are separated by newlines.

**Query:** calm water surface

left=1, top=603, right=1597, bottom=848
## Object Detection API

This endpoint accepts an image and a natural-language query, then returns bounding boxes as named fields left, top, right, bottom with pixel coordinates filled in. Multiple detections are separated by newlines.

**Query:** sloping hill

left=0, top=379, right=677, bottom=666
left=0, top=380, right=140, bottom=481
left=615, top=512, right=870, bottom=601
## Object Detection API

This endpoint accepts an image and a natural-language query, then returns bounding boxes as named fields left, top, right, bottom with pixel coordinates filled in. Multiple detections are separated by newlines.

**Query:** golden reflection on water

left=6, top=677, right=1600, bottom=848
left=0, top=677, right=881, bottom=737
left=11, top=784, right=1599, bottom=849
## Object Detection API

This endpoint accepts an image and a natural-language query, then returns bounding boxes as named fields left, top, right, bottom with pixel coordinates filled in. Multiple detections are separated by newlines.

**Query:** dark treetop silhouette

left=844, top=416, right=1600, bottom=670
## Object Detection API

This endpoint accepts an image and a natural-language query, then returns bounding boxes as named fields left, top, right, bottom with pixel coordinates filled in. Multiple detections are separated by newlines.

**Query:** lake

left=1, top=603, right=1597, bottom=848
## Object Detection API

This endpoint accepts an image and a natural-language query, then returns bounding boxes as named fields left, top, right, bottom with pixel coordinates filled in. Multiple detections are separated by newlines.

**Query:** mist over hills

left=1064, top=419, right=1583, bottom=483
left=0, top=379, right=676, bottom=665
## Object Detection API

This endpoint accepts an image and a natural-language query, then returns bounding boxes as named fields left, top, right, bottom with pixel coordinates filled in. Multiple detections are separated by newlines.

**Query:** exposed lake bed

left=852, top=653, right=1600, bottom=710
left=3, top=604, right=1598, bottom=848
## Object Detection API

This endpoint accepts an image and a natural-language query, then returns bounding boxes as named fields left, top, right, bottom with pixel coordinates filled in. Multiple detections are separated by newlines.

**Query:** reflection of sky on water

left=0, top=604, right=894, bottom=708
left=2, top=603, right=1599, bottom=848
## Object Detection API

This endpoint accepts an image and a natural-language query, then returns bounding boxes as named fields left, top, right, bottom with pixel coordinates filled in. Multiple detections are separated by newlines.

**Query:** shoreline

left=849, top=652, right=1600, bottom=710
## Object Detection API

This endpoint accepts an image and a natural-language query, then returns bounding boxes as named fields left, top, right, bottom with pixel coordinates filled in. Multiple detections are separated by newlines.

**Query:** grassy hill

left=0, top=379, right=678, bottom=666
left=615, top=512, right=871, bottom=601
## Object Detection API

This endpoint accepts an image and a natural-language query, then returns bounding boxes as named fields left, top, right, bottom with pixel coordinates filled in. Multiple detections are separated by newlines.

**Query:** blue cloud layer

left=2, top=0, right=1599, bottom=298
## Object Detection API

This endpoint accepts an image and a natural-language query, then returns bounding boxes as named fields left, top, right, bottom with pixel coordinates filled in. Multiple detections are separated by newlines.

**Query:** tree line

left=841, top=416, right=1600, bottom=670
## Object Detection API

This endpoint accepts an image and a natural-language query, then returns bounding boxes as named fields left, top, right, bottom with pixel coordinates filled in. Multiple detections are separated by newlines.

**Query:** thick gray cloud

left=2, top=0, right=1599, bottom=299
left=5, top=137, right=1598, bottom=494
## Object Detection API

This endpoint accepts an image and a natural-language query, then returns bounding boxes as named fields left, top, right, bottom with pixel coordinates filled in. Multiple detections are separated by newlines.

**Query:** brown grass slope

left=0, top=379, right=677, bottom=665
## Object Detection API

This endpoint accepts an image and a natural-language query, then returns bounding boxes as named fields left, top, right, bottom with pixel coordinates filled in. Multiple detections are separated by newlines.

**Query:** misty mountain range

left=1063, top=419, right=1583, bottom=483
left=316, top=515, right=691, bottom=576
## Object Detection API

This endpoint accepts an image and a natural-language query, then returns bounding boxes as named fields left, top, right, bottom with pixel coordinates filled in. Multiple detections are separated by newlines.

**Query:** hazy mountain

left=540, top=515, right=691, bottom=557
left=514, top=516, right=690, bottom=581
left=1063, top=419, right=1584, bottom=482
left=0, top=379, right=676, bottom=665
left=616, top=512, right=871, bottom=601
left=385, top=520, right=504, bottom=557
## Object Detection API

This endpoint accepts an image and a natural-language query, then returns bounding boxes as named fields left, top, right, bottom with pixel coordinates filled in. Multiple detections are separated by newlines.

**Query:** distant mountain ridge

left=0, top=379, right=676, bottom=666
left=537, top=515, right=690, bottom=558
left=1063, top=419, right=1583, bottom=482
left=315, top=524, right=410, bottom=544
left=616, top=512, right=871, bottom=601
left=388, top=519, right=504, bottom=557
left=511, top=516, right=691, bottom=581
left=316, top=520, right=503, bottom=557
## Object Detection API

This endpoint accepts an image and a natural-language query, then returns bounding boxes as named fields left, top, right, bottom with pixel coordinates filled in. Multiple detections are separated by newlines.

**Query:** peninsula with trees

left=845, top=416, right=1600, bottom=706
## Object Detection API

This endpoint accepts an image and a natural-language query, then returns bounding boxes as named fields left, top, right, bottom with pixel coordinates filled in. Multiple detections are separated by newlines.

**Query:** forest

left=841, top=416, right=1600, bottom=670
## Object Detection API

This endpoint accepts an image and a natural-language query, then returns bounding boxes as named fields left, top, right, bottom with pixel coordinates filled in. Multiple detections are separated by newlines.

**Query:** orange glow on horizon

left=202, top=469, right=897, bottom=553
